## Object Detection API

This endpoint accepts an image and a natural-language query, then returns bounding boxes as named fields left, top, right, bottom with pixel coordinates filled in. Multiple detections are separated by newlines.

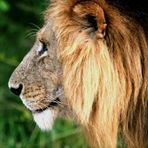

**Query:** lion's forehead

left=37, top=20, right=55, bottom=42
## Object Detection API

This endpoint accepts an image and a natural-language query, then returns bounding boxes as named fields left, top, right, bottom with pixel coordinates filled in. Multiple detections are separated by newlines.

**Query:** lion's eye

left=37, top=41, right=48, bottom=58
left=39, top=42, right=48, bottom=55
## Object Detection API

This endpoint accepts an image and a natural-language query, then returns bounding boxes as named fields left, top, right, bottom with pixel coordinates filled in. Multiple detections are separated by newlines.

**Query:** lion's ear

left=72, top=1, right=107, bottom=39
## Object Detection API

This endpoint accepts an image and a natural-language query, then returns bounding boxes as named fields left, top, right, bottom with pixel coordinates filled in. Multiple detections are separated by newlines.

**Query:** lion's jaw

left=19, top=92, right=59, bottom=130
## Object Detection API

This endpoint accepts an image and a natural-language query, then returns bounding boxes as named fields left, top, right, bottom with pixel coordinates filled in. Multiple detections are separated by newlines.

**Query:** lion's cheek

left=33, top=109, right=58, bottom=131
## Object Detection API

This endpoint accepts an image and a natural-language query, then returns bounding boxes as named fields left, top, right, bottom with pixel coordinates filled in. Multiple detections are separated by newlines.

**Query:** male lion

left=9, top=0, right=148, bottom=148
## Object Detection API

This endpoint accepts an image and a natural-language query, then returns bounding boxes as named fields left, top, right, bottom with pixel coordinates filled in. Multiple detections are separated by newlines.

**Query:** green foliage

left=0, top=0, right=10, bottom=12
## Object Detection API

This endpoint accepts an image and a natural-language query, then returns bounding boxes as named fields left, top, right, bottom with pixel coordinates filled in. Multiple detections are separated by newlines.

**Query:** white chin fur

left=33, top=109, right=57, bottom=131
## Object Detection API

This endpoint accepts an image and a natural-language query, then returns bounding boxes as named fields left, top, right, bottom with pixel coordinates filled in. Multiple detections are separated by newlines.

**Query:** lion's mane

left=46, top=0, right=148, bottom=147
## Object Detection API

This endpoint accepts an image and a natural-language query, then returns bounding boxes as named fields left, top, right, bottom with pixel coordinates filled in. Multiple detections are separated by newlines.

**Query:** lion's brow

left=36, top=28, right=47, bottom=42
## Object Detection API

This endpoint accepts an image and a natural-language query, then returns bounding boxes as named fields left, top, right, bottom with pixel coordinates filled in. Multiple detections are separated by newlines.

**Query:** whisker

left=25, top=29, right=38, bottom=39
left=29, top=23, right=41, bottom=30
left=25, top=22, right=41, bottom=39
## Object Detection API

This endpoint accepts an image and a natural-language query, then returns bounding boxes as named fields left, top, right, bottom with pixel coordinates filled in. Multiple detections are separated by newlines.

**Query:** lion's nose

left=10, top=84, right=23, bottom=96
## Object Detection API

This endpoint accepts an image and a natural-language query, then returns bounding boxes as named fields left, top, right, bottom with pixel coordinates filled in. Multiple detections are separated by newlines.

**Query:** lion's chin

left=33, top=109, right=57, bottom=131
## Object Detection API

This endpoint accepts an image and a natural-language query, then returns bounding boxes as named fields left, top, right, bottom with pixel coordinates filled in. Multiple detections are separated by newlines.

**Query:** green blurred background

left=0, top=0, right=87, bottom=147
left=0, top=0, right=126, bottom=147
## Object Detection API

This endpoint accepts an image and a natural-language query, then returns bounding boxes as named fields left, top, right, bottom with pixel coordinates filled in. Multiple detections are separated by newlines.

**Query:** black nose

left=10, top=84, right=23, bottom=96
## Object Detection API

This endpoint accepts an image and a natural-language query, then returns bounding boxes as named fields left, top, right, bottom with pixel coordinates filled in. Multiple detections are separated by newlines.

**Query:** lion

left=8, top=0, right=148, bottom=148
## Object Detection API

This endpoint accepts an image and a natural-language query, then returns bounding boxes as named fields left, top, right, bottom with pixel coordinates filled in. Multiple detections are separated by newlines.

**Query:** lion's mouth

left=32, top=98, right=60, bottom=114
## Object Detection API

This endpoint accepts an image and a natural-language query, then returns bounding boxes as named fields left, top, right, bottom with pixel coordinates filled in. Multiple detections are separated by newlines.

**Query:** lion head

left=9, top=0, right=148, bottom=147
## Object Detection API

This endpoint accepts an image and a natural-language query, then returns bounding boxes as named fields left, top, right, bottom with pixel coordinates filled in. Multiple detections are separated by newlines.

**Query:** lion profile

left=9, top=0, right=148, bottom=148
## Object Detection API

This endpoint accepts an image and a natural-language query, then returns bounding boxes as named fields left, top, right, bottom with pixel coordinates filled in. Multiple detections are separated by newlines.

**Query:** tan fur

left=9, top=0, right=148, bottom=148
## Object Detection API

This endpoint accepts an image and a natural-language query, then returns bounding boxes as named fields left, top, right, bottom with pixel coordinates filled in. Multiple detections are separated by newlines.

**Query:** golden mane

left=45, top=0, right=148, bottom=147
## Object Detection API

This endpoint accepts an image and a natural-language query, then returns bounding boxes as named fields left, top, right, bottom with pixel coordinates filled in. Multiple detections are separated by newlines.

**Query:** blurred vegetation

left=0, top=0, right=126, bottom=147
left=0, top=0, right=87, bottom=147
